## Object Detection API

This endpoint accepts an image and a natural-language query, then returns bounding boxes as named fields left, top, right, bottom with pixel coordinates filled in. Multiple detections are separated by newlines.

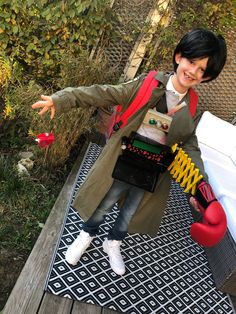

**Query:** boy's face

left=173, top=54, right=211, bottom=93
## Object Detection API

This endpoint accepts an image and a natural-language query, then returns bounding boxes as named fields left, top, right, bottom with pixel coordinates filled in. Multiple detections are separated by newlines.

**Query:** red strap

left=115, top=70, right=159, bottom=127
left=189, top=87, right=198, bottom=117
left=109, top=72, right=198, bottom=138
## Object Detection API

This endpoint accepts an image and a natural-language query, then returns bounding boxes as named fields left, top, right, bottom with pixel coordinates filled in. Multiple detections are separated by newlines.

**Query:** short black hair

left=173, top=28, right=227, bottom=82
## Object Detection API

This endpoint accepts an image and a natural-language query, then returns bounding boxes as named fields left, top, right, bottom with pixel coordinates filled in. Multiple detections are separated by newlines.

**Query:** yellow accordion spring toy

left=168, top=144, right=203, bottom=196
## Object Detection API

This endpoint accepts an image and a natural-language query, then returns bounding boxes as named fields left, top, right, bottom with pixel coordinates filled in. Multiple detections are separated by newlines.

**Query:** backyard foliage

left=0, top=56, right=11, bottom=87
left=144, top=0, right=236, bottom=71
left=0, top=0, right=117, bottom=167
left=0, top=0, right=113, bottom=82
left=0, top=155, right=56, bottom=251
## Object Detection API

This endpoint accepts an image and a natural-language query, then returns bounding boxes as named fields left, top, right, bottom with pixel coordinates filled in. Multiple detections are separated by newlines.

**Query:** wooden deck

left=3, top=132, right=236, bottom=314
left=3, top=134, right=121, bottom=314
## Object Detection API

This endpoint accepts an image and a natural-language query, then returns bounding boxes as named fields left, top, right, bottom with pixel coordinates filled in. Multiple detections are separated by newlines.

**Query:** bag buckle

left=113, top=120, right=123, bottom=131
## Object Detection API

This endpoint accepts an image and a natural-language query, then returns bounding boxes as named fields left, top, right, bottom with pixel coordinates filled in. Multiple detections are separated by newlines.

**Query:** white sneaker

left=65, top=230, right=94, bottom=266
left=103, top=238, right=125, bottom=275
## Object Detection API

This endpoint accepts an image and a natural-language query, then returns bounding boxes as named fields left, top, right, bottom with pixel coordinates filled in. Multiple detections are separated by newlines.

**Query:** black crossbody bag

left=112, top=133, right=175, bottom=193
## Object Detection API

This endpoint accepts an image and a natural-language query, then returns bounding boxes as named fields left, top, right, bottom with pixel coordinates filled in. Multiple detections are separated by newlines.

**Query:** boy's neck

left=171, top=74, right=188, bottom=94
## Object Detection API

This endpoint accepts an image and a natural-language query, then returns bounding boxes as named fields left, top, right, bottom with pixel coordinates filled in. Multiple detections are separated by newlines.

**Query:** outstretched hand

left=32, top=95, right=56, bottom=119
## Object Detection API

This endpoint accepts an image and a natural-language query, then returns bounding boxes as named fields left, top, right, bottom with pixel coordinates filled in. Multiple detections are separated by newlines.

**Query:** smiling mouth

left=184, top=73, right=195, bottom=81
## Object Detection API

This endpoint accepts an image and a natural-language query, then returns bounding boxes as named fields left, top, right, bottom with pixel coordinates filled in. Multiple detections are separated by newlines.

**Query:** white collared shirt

left=165, top=75, right=187, bottom=111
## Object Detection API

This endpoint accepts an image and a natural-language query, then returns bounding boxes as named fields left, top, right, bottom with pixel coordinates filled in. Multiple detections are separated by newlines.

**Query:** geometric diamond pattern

left=45, top=143, right=234, bottom=314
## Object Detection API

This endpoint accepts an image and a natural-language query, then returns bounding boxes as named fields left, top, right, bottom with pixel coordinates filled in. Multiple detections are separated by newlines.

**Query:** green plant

left=32, top=50, right=119, bottom=167
left=0, top=55, right=11, bottom=88
left=143, top=0, right=236, bottom=72
left=0, top=0, right=114, bottom=83
left=53, top=49, right=119, bottom=89
left=0, top=72, right=46, bottom=149
left=1, top=49, right=119, bottom=167
left=0, top=155, right=60, bottom=251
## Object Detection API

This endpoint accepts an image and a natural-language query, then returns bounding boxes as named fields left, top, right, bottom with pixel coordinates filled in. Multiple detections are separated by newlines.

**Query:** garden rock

left=17, top=163, right=30, bottom=177
left=18, top=158, right=34, bottom=170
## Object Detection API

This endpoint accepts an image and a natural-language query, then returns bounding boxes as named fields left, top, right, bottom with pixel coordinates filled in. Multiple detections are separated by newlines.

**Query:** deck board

left=71, top=300, right=102, bottom=314
left=38, top=293, right=73, bottom=314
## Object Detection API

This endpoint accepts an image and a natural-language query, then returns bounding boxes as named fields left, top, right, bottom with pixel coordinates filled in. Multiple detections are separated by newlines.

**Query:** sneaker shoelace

left=111, top=242, right=123, bottom=260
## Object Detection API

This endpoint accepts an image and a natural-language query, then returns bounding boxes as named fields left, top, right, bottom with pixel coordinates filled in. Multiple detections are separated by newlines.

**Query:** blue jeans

left=83, top=180, right=145, bottom=240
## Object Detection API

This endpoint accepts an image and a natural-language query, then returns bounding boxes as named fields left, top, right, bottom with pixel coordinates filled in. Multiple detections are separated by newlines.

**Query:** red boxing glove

left=190, top=181, right=227, bottom=247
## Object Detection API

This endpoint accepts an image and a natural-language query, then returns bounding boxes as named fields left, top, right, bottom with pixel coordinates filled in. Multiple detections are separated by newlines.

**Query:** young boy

left=32, top=28, right=227, bottom=276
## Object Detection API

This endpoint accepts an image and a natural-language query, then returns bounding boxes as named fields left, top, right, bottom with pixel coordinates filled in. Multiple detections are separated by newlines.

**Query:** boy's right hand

left=32, top=95, right=56, bottom=119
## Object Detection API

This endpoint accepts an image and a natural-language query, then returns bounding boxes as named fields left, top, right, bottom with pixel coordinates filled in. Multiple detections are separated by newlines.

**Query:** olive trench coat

left=52, top=72, right=207, bottom=236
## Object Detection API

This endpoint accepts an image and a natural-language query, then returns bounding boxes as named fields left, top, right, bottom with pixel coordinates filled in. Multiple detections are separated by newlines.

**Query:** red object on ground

left=36, top=133, right=55, bottom=148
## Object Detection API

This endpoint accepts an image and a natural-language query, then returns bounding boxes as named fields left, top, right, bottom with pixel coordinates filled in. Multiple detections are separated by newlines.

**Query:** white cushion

left=196, top=112, right=236, bottom=243
left=230, top=146, right=236, bottom=166
left=199, top=143, right=236, bottom=172
left=196, top=111, right=236, bottom=157
left=203, top=160, right=236, bottom=201
left=219, top=196, right=236, bottom=243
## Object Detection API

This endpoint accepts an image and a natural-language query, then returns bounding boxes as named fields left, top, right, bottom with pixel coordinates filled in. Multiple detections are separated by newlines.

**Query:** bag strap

left=189, top=87, right=198, bottom=117
left=110, top=72, right=198, bottom=137
left=113, top=70, right=159, bottom=131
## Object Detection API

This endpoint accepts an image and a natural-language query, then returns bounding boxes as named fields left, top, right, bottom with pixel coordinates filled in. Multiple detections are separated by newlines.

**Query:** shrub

left=0, top=55, right=11, bottom=88
left=2, top=50, right=119, bottom=167
left=143, top=0, right=236, bottom=72
left=0, top=0, right=113, bottom=83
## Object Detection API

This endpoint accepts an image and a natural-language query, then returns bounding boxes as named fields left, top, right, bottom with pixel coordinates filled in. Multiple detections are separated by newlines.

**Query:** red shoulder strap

left=189, top=87, right=198, bottom=117
left=115, top=70, right=159, bottom=128
left=108, top=73, right=198, bottom=138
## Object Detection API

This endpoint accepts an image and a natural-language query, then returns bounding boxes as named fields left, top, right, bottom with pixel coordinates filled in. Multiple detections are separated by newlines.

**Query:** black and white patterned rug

left=45, top=143, right=235, bottom=314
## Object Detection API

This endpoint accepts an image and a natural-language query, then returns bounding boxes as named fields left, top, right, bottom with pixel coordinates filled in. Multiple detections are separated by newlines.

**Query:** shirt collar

left=154, top=71, right=188, bottom=103
left=166, top=75, right=187, bottom=100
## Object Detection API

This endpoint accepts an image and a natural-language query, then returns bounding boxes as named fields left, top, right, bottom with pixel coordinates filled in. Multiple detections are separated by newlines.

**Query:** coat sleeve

left=51, top=76, right=145, bottom=115
left=181, top=109, right=209, bottom=183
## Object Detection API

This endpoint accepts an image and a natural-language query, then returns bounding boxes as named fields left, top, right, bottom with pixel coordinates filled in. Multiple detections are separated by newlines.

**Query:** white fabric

left=166, top=75, right=187, bottom=100
left=230, top=146, right=236, bottom=166
left=165, top=90, right=180, bottom=111
left=196, top=111, right=236, bottom=157
left=199, top=143, right=236, bottom=172
left=203, top=160, right=236, bottom=200
left=219, top=197, right=236, bottom=242
left=196, top=111, right=236, bottom=242
left=165, top=75, right=187, bottom=112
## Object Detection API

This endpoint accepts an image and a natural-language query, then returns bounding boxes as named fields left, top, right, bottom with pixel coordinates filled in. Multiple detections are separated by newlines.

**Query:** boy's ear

left=201, top=76, right=211, bottom=82
left=175, top=53, right=182, bottom=64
